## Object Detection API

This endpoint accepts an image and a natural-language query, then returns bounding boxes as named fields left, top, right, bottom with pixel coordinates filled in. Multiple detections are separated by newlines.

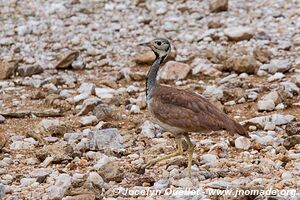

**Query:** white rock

left=77, top=83, right=95, bottom=95
left=191, top=58, right=213, bottom=75
left=201, top=154, right=218, bottom=164
left=261, top=91, right=280, bottom=105
left=95, top=87, right=115, bottom=99
left=10, top=141, right=34, bottom=150
left=203, top=85, right=223, bottom=100
left=224, top=26, right=255, bottom=41
left=281, top=171, right=293, bottom=180
left=0, top=115, right=5, bottom=123
left=47, top=173, right=71, bottom=200
left=257, top=99, right=275, bottom=111
left=88, top=172, right=104, bottom=188
left=260, top=59, right=291, bottom=74
left=235, top=137, right=251, bottom=150
left=242, top=114, right=295, bottom=129
left=275, top=103, right=285, bottom=110
left=268, top=72, right=285, bottom=82
left=173, top=177, right=193, bottom=187
left=20, top=178, right=37, bottom=187
left=140, top=120, right=160, bottom=138
left=130, top=105, right=140, bottom=113
left=80, top=115, right=98, bottom=126
left=73, top=93, right=90, bottom=103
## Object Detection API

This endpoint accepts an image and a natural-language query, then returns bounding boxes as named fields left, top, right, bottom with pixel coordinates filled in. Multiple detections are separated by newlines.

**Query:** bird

left=138, top=38, right=249, bottom=177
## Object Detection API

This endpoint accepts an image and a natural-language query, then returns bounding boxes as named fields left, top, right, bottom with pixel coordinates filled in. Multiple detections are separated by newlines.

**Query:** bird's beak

left=138, top=42, right=151, bottom=47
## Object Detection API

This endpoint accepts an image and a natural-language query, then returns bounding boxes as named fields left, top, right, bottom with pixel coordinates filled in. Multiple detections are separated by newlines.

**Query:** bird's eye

left=156, top=41, right=162, bottom=45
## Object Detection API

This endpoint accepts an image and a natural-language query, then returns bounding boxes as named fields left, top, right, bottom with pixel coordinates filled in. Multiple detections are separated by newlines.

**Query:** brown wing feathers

left=151, top=86, right=249, bottom=138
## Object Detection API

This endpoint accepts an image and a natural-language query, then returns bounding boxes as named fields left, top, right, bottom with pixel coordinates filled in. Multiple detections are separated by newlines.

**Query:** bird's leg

left=143, top=136, right=183, bottom=169
left=184, top=133, right=195, bottom=177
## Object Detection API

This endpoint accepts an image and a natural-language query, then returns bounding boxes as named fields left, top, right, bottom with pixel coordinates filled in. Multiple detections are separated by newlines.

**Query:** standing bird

left=139, top=38, right=249, bottom=177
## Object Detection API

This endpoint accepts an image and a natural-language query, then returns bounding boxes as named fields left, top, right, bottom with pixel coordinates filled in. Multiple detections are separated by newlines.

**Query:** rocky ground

left=0, top=0, right=300, bottom=199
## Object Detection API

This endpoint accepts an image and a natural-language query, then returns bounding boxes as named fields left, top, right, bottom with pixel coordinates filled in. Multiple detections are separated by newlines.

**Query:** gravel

left=0, top=0, right=299, bottom=199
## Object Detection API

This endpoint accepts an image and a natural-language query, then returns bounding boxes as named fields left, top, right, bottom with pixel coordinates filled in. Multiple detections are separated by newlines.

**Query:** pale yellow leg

left=184, top=134, right=195, bottom=177
left=143, top=137, right=183, bottom=169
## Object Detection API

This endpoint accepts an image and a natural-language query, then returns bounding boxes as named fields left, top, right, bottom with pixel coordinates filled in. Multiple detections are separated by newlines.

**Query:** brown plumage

left=139, top=38, right=249, bottom=177
left=150, top=85, right=249, bottom=137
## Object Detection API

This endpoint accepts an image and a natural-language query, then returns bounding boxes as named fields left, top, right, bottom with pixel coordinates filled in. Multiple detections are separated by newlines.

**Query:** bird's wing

left=150, top=85, right=248, bottom=137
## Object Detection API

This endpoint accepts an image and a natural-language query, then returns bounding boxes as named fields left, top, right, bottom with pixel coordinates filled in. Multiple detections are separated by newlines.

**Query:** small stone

left=203, top=85, right=223, bottom=100
left=268, top=72, right=285, bottom=82
left=77, top=98, right=102, bottom=116
left=285, top=123, right=300, bottom=136
left=209, top=0, right=228, bottom=13
left=97, top=160, right=123, bottom=182
left=130, top=105, right=140, bottom=113
left=0, top=59, right=17, bottom=80
left=55, top=51, right=79, bottom=69
left=20, top=178, right=37, bottom=187
left=135, top=51, right=155, bottom=65
left=201, top=154, right=218, bottom=164
left=283, top=135, right=300, bottom=150
left=140, top=120, right=160, bottom=138
left=47, top=173, right=71, bottom=200
left=275, top=103, right=285, bottom=110
left=260, top=59, right=291, bottom=74
left=264, top=122, right=276, bottom=131
left=281, top=171, right=293, bottom=180
left=158, top=61, right=191, bottom=80
left=29, top=168, right=52, bottom=183
left=95, top=87, right=115, bottom=99
left=235, top=136, right=251, bottom=150
left=41, top=157, right=54, bottom=167
left=17, top=65, right=43, bottom=77
left=93, top=104, right=119, bottom=121
left=257, top=99, right=275, bottom=111
left=88, top=128, right=123, bottom=152
left=80, top=115, right=98, bottom=126
left=10, top=141, right=34, bottom=150
left=65, top=194, right=96, bottom=200
left=77, top=83, right=96, bottom=95
left=242, top=114, right=295, bottom=129
left=224, top=56, right=259, bottom=74
left=0, top=115, right=5, bottom=123
left=224, top=27, right=255, bottom=41
left=173, top=177, right=193, bottom=187
left=253, top=46, right=272, bottom=63
left=87, top=172, right=104, bottom=188
left=261, top=91, right=281, bottom=105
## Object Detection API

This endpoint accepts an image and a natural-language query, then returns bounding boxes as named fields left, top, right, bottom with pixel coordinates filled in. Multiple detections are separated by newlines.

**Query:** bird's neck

left=146, top=54, right=165, bottom=98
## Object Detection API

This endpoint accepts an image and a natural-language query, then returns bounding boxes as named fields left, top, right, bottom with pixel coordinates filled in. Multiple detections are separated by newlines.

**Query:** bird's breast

left=147, top=97, right=185, bottom=135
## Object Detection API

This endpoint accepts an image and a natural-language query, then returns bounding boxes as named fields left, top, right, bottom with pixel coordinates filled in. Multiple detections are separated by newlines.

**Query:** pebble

left=235, top=136, right=251, bottom=150
left=95, top=88, right=115, bottom=99
left=87, top=172, right=104, bottom=188
left=47, top=173, right=71, bottom=200
left=158, top=61, right=191, bottom=80
left=80, top=115, right=98, bottom=126
left=268, top=72, right=285, bottom=82
left=77, top=83, right=95, bottom=95
left=209, top=0, right=228, bottom=12
left=257, top=99, right=275, bottom=111
left=281, top=171, right=293, bottom=180
left=130, top=105, right=140, bottom=114
left=88, top=128, right=124, bottom=151
left=201, top=154, right=218, bottom=164
left=224, top=27, right=255, bottom=41
left=20, top=178, right=37, bottom=187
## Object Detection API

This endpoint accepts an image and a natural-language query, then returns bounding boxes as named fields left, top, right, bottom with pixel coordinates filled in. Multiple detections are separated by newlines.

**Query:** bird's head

left=139, top=38, right=171, bottom=60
